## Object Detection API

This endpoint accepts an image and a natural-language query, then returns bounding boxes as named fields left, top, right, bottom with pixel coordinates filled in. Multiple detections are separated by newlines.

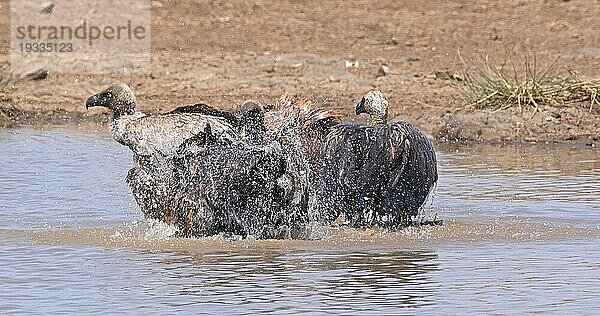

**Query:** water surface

left=0, top=128, right=598, bottom=314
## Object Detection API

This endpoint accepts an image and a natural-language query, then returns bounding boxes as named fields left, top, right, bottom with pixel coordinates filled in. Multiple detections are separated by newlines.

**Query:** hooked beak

left=85, top=90, right=112, bottom=109
left=355, top=97, right=366, bottom=115
left=85, top=94, right=100, bottom=109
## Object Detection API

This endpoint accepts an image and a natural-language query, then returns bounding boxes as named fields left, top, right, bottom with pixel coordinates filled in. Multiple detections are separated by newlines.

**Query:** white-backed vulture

left=85, top=83, right=238, bottom=163
left=318, top=91, right=438, bottom=227
left=156, top=97, right=341, bottom=239
left=85, top=83, right=240, bottom=224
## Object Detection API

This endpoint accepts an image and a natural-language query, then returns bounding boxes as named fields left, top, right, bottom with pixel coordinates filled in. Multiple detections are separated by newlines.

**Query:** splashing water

left=121, top=99, right=342, bottom=240
left=1, top=129, right=599, bottom=314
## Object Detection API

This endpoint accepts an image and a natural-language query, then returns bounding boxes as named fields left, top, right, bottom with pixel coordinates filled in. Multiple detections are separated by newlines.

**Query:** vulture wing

left=114, top=112, right=238, bottom=159
left=320, top=121, right=437, bottom=226
left=173, top=139, right=293, bottom=238
left=168, top=103, right=240, bottom=127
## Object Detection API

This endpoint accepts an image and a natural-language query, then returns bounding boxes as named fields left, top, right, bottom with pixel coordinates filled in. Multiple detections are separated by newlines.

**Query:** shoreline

left=2, top=104, right=597, bottom=148
left=1, top=0, right=599, bottom=147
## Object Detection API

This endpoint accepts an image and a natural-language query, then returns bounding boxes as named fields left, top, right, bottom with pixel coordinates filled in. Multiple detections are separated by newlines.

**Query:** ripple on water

left=0, top=129, right=599, bottom=314
left=1, top=228, right=598, bottom=314
left=0, top=129, right=136, bottom=230
left=434, top=145, right=600, bottom=221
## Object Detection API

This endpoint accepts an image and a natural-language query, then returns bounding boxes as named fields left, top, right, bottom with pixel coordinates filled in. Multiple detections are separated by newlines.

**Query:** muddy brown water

left=0, top=128, right=599, bottom=314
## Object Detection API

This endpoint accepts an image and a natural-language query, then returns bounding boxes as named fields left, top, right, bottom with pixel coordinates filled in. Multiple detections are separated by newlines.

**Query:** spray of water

left=123, top=106, right=321, bottom=239
left=123, top=95, right=437, bottom=240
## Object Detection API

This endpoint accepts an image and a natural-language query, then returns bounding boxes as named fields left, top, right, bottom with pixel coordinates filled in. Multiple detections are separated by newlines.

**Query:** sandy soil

left=0, top=0, right=599, bottom=144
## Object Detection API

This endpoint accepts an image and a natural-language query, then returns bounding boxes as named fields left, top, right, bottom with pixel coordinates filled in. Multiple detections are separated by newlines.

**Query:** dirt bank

left=1, top=0, right=598, bottom=145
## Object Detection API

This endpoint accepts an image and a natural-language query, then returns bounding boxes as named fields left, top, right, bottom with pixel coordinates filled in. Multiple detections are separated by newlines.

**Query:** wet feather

left=319, top=91, right=438, bottom=227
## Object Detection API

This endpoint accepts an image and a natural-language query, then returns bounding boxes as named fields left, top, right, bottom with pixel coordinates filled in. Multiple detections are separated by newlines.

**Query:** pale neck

left=370, top=115, right=387, bottom=125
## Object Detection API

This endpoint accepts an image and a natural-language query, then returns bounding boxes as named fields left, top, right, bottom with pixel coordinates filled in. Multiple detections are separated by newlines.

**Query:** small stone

left=489, top=28, right=501, bottom=41
left=385, top=37, right=398, bottom=45
left=376, top=64, right=390, bottom=78
left=39, top=3, right=55, bottom=14
left=23, top=68, right=50, bottom=81
left=374, top=34, right=398, bottom=45
left=345, top=58, right=358, bottom=69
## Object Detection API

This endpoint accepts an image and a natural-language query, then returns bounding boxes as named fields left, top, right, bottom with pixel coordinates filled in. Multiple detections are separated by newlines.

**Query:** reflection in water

left=0, top=128, right=599, bottom=314
left=433, top=241, right=600, bottom=314
left=0, top=234, right=439, bottom=314
left=150, top=249, right=439, bottom=312
left=2, top=234, right=598, bottom=314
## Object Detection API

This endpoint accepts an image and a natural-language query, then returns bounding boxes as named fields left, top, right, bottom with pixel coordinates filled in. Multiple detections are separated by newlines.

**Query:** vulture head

left=239, top=101, right=266, bottom=141
left=86, top=83, right=137, bottom=118
left=355, top=90, right=389, bottom=125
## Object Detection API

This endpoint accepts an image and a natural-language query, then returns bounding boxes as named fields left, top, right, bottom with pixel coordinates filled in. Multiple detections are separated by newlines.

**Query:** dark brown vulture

left=172, top=102, right=305, bottom=239
left=318, top=91, right=438, bottom=227
left=263, top=94, right=342, bottom=221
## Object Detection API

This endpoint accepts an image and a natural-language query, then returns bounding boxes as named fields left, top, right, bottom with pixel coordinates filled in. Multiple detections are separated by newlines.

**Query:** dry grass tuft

left=456, top=54, right=600, bottom=113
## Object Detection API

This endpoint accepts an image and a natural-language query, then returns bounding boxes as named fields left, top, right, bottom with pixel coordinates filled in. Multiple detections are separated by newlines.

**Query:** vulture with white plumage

left=85, top=83, right=240, bottom=224
left=85, top=84, right=321, bottom=238
left=85, top=83, right=239, bottom=162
